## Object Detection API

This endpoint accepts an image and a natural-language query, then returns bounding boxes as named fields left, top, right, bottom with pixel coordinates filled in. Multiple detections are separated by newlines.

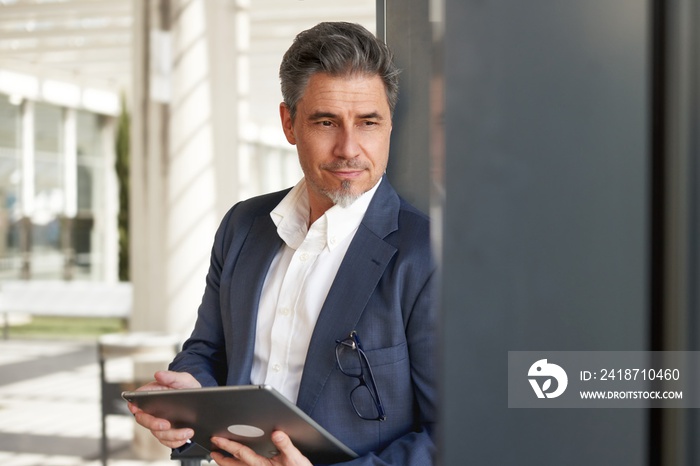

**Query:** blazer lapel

left=227, top=213, right=283, bottom=385
left=296, top=179, right=400, bottom=414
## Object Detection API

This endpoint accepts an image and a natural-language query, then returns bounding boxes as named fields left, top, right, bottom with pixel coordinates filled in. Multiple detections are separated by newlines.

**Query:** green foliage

left=115, top=95, right=130, bottom=281
left=8, top=316, right=126, bottom=339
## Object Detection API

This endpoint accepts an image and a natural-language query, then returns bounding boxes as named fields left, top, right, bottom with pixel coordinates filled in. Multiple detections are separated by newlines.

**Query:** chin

left=321, top=180, right=361, bottom=208
left=328, top=190, right=361, bottom=208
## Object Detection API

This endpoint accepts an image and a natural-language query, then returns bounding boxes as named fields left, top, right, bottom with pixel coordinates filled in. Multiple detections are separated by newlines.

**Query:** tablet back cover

left=122, top=385, right=357, bottom=464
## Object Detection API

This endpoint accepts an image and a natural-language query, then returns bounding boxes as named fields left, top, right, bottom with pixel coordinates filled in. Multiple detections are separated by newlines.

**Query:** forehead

left=298, top=73, right=390, bottom=114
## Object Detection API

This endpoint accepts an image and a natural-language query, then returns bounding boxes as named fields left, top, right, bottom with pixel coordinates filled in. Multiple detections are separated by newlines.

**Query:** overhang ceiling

left=0, top=0, right=374, bottom=116
left=0, top=0, right=132, bottom=94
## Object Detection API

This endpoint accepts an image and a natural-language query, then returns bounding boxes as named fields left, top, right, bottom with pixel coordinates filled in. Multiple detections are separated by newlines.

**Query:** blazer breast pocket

left=362, top=342, right=409, bottom=368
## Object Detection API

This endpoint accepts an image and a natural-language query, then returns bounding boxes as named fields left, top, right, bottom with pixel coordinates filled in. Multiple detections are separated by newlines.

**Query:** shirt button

left=272, top=364, right=282, bottom=373
left=330, top=236, right=337, bottom=246
left=279, top=307, right=290, bottom=316
left=299, top=253, right=309, bottom=262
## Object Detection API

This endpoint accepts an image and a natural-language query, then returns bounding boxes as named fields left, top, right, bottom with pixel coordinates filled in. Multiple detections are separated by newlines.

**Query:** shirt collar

left=270, top=177, right=382, bottom=251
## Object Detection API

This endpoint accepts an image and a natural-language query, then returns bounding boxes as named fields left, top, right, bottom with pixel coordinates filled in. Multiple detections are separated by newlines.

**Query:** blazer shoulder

left=398, top=196, right=430, bottom=226
left=229, top=188, right=291, bottom=221
left=214, top=188, right=291, bottom=251
left=379, top=193, right=432, bottom=270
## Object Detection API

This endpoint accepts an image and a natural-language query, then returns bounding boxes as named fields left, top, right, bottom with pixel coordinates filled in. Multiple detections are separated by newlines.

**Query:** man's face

left=280, top=72, right=392, bottom=218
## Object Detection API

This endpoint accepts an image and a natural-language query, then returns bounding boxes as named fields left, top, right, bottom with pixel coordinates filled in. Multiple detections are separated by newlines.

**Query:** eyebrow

left=358, top=111, right=384, bottom=120
left=307, top=111, right=385, bottom=121
left=308, top=111, right=337, bottom=120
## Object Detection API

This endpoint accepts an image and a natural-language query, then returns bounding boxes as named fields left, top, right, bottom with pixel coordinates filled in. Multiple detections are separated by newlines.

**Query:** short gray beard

left=323, top=180, right=361, bottom=208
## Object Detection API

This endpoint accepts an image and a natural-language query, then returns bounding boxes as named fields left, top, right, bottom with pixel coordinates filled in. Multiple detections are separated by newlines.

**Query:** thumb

left=272, top=431, right=291, bottom=448
left=154, top=370, right=201, bottom=389
left=271, top=431, right=309, bottom=464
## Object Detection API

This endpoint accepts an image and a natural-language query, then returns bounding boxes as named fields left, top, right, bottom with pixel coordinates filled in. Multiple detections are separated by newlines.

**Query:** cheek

left=296, top=143, right=325, bottom=175
left=299, top=134, right=335, bottom=161
left=367, top=139, right=391, bottom=170
left=376, top=155, right=389, bottom=174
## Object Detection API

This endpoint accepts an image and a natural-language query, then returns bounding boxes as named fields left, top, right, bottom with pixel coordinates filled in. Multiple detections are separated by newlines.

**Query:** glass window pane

left=32, top=102, right=63, bottom=279
left=75, top=110, right=104, bottom=279
left=77, top=111, right=100, bottom=212
left=0, top=99, right=109, bottom=280
left=0, top=95, right=21, bottom=279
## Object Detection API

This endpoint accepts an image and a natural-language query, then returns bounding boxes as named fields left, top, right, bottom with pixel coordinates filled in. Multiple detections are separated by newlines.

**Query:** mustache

left=320, top=160, right=368, bottom=171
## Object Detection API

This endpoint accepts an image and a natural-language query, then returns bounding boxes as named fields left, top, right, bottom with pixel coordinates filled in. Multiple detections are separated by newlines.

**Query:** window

left=0, top=96, right=21, bottom=278
left=0, top=95, right=114, bottom=280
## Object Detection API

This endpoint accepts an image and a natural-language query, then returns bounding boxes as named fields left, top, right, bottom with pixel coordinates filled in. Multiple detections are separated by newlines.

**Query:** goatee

left=325, top=180, right=361, bottom=208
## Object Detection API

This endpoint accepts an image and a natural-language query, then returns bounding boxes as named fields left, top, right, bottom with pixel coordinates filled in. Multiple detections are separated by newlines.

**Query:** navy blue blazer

left=170, top=178, right=436, bottom=465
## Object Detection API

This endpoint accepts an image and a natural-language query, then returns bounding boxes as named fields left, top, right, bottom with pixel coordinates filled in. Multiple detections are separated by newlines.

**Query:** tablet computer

left=122, top=384, right=357, bottom=463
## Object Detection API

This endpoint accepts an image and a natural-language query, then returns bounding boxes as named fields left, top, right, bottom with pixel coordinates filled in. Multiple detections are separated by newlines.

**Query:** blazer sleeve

left=168, top=206, right=235, bottom=386
left=168, top=189, right=288, bottom=386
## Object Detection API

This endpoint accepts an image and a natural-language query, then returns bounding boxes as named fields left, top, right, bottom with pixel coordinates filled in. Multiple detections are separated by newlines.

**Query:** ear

left=279, top=103, right=296, bottom=145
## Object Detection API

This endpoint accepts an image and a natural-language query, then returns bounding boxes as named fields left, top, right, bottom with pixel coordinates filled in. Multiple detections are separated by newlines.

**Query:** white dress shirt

left=250, top=177, right=381, bottom=403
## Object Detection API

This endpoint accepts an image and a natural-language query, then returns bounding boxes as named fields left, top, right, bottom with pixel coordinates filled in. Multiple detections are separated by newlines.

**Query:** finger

left=134, top=380, right=170, bottom=392
left=133, top=410, right=193, bottom=445
left=154, top=370, right=202, bottom=389
left=270, top=431, right=310, bottom=464
left=133, top=410, right=171, bottom=431
left=126, top=381, right=169, bottom=415
left=211, top=437, right=262, bottom=465
left=152, top=431, right=194, bottom=449
left=210, top=450, right=244, bottom=466
left=127, top=401, right=142, bottom=415
left=149, top=425, right=195, bottom=449
left=133, top=409, right=193, bottom=448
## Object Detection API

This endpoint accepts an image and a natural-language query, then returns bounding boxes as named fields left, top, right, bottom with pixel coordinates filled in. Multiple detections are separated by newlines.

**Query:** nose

left=333, top=127, right=361, bottom=159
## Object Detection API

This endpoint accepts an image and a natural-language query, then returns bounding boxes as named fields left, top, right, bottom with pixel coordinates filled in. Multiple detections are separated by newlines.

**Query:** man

left=129, top=21, right=436, bottom=465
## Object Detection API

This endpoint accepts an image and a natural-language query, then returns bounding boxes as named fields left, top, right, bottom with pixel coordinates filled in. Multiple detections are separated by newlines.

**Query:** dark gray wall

left=436, top=1, right=650, bottom=465
left=382, top=0, right=700, bottom=464
left=382, top=0, right=432, bottom=213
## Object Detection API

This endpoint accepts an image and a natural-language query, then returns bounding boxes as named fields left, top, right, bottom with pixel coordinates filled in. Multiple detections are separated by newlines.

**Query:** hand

left=127, top=370, right=201, bottom=449
left=210, top=431, right=312, bottom=466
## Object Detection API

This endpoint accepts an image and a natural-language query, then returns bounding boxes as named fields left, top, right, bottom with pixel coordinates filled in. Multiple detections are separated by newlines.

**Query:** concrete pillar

left=382, top=0, right=432, bottom=213
left=130, top=0, right=242, bottom=337
left=163, top=0, right=220, bottom=336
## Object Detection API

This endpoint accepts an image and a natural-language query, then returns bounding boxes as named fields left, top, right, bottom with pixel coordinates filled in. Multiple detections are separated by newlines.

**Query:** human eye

left=357, top=112, right=383, bottom=128
left=312, top=119, right=334, bottom=128
left=360, top=119, right=380, bottom=129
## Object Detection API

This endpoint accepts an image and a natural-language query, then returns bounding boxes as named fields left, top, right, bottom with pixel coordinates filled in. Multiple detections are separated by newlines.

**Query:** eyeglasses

left=334, top=331, right=386, bottom=421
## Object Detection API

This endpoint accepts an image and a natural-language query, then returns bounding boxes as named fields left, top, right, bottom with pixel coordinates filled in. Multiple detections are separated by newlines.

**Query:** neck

left=308, top=202, right=332, bottom=226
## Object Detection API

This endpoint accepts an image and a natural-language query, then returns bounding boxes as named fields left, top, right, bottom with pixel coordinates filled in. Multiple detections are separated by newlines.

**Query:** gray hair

left=279, top=22, right=400, bottom=119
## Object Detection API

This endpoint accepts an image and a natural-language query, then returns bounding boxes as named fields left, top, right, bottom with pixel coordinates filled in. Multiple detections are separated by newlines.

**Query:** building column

left=130, top=0, right=243, bottom=337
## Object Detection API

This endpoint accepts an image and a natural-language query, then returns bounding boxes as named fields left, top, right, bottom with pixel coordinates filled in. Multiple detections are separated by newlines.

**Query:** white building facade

left=130, top=0, right=375, bottom=336
left=0, top=0, right=375, bottom=334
